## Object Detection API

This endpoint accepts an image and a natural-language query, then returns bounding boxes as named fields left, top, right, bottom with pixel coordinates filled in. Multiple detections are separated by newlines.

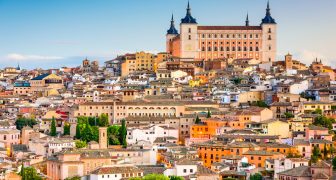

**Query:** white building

left=89, top=165, right=143, bottom=180
left=127, top=125, right=178, bottom=145
left=274, top=158, right=309, bottom=179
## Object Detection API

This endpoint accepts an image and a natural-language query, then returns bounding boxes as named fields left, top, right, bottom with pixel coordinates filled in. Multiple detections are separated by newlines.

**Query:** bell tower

left=99, top=127, right=107, bottom=149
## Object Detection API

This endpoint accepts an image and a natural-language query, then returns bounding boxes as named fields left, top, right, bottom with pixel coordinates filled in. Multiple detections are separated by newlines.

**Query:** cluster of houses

left=0, top=51, right=335, bottom=180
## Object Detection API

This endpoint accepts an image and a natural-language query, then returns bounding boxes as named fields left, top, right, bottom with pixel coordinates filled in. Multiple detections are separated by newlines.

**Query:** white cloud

left=5, top=53, right=64, bottom=61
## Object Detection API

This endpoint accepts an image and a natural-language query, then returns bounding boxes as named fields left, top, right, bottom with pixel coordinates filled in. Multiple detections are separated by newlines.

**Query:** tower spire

left=245, top=13, right=249, bottom=26
left=167, top=13, right=178, bottom=35
left=261, top=0, right=276, bottom=24
left=266, top=0, right=271, bottom=16
left=181, top=1, right=197, bottom=24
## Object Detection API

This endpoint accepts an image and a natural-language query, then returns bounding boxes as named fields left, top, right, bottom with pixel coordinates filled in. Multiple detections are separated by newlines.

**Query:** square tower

left=99, top=127, right=107, bottom=149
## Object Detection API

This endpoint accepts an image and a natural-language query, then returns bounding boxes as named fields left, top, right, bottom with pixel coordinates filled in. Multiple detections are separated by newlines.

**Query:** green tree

left=313, top=115, right=335, bottom=130
left=99, top=114, right=109, bottom=127
left=75, top=140, right=87, bottom=149
left=311, top=146, right=321, bottom=163
left=313, top=108, right=323, bottom=115
left=284, top=112, right=294, bottom=119
left=65, top=176, right=81, bottom=180
left=107, top=125, right=121, bottom=145
left=130, top=174, right=169, bottom=180
left=251, top=101, right=269, bottom=108
left=19, top=166, right=42, bottom=180
left=323, top=143, right=328, bottom=159
left=195, top=115, right=201, bottom=124
left=75, top=123, right=81, bottom=139
left=50, top=116, right=57, bottom=136
left=119, top=119, right=127, bottom=148
left=250, top=173, right=263, bottom=180
left=63, top=123, right=70, bottom=135
left=81, top=122, right=93, bottom=142
left=15, top=117, right=38, bottom=130
left=91, top=126, right=100, bottom=142
left=332, top=157, right=336, bottom=169
left=206, top=109, right=211, bottom=118
left=169, top=176, right=184, bottom=180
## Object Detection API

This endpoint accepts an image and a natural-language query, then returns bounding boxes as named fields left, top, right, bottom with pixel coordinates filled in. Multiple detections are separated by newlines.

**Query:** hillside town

left=0, top=1, right=335, bottom=180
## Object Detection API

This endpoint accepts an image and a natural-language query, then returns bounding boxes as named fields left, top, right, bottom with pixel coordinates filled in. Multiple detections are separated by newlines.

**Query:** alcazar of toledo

left=166, top=1, right=277, bottom=63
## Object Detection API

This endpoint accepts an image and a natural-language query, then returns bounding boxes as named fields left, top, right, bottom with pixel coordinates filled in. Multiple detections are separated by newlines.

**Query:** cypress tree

left=75, top=124, right=81, bottom=139
left=195, top=115, right=201, bottom=124
left=120, top=119, right=127, bottom=148
left=206, top=108, right=211, bottom=118
left=50, top=116, right=57, bottom=136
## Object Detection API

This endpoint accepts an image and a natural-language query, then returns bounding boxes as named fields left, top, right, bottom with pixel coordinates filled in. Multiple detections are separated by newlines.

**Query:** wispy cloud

left=294, top=50, right=335, bottom=68
left=5, top=53, right=64, bottom=61
left=278, top=50, right=336, bottom=68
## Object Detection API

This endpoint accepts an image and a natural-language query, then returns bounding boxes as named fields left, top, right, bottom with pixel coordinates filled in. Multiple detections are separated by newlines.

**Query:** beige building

left=74, top=101, right=219, bottom=124
left=29, top=73, right=64, bottom=95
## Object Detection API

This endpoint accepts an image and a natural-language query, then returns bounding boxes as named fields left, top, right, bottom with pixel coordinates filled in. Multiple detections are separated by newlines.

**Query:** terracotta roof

left=278, top=166, right=311, bottom=177
left=198, top=26, right=262, bottom=31
left=91, top=165, right=143, bottom=175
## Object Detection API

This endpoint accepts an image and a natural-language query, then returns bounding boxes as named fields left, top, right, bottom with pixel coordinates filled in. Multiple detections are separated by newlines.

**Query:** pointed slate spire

left=181, top=1, right=197, bottom=24
left=187, top=1, right=191, bottom=15
left=245, top=13, right=249, bottom=26
left=167, top=14, right=178, bottom=35
left=261, top=0, right=276, bottom=24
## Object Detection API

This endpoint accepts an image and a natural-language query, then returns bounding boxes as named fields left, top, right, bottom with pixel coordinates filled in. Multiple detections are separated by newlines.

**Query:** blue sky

left=0, top=0, right=335, bottom=69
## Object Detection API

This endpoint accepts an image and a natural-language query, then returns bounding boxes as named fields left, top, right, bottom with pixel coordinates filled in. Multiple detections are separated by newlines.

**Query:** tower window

left=188, top=28, right=191, bottom=33
left=268, top=35, right=272, bottom=40
left=269, top=46, right=272, bottom=50
left=268, top=28, right=272, bottom=33
left=188, top=35, right=191, bottom=40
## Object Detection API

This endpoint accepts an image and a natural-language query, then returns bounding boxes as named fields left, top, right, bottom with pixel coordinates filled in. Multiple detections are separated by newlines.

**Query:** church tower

left=99, top=127, right=107, bottom=149
left=166, top=14, right=179, bottom=55
left=180, top=1, right=198, bottom=59
left=285, top=53, right=293, bottom=70
left=261, top=1, right=277, bottom=63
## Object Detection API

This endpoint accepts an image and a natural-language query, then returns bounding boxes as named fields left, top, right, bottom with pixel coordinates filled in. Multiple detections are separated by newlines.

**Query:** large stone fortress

left=166, top=1, right=277, bottom=63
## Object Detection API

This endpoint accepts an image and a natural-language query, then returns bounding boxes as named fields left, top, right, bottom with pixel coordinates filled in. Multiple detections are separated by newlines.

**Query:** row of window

left=201, top=34, right=260, bottom=39
left=201, top=46, right=259, bottom=52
